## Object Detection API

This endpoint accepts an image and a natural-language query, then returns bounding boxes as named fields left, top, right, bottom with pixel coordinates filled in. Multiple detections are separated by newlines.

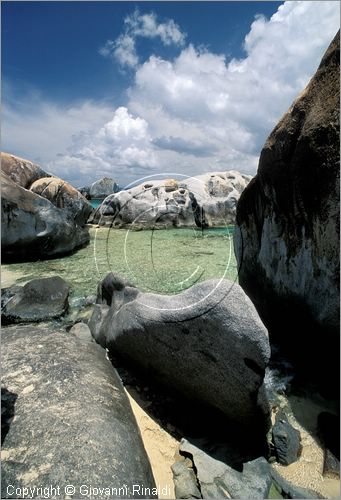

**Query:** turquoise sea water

left=90, top=199, right=103, bottom=209
left=1, top=226, right=238, bottom=301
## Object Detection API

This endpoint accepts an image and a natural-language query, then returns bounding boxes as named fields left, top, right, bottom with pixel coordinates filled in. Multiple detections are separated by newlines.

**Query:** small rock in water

left=1, top=277, right=69, bottom=324
left=85, top=295, right=97, bottom=306
left=272, top=411, right=301, bottom=465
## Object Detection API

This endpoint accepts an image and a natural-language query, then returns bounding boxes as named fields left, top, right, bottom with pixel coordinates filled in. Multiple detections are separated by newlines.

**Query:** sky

left=2, top=1, right=340, bottom=188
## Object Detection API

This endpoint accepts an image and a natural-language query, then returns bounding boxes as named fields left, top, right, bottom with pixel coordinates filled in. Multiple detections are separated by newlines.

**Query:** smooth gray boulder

left=234, top=33, right=340, bottom=391
left=1, top=277, right=69, bottom=325
left=90, top=171, right=251, bottom=228
left=1, top=323, right=156, bottom=499
left=89, top=273, right=271, bottom=432
left=89, top=177, right=119, bottom=199
left=1, top=171, right=89, bottom=262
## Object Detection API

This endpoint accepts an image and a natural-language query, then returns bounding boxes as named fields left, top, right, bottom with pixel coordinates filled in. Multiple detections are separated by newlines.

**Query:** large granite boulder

left=89, top=273, right=271, bottom=433
left=1, top=152, right=51, bottom=188
left=1, top=323, right=156, bottom=499
left=234, top=33, right=340, bottom=390
left=1, top=171, right=89, bottom=262
left=90, top=171, right=251, bottom=228
left=89, top=177, right=119, bottom=200
left=1, top=277, right=70, bottom=325
left=30, top=177, right=92, bottom=225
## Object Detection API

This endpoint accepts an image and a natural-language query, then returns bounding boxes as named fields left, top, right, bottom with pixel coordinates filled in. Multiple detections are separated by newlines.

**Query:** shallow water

left=1, top=226, right=238, bottom=301
left=90, top=199, right=103, bottom=209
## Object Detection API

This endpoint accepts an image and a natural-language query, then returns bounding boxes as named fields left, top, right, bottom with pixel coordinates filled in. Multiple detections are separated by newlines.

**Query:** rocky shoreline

left=1, top=32, right=340, bottom=500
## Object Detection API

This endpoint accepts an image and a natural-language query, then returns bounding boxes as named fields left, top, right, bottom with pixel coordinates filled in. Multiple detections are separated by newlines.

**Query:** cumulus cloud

left=2, top=97, right=114, bottom=180
left=128, top=1, right=339, bottom=174
left=99, top=35, right=138, bottom=68
left=124, top=9, right=186, bottom=46
left=3, top=1, right=339, bottom=187
left=100, top=9, right=186, bottom=68
left=51, top=106, right=157, bottom=186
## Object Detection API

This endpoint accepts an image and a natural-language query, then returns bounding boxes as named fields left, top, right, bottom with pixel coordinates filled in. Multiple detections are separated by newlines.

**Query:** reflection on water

left=1, top=226, right=238, bottom=300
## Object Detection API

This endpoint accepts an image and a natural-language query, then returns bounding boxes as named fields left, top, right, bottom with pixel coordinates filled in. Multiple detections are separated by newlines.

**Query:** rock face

left=1, top=153, right=91, bottom=262
left=30, top=177, right=92, bottom=225
left=2, top=172, right=90, bottom=262
left=89, top=177, right=119, bottom=199
left=1, top=277, right=70, bottom=325
left=234, top=33, right=340, bottom=389
left=89, top=273, right=271, bottom=432
left=1, top=152, right=51, bottom=188
left=1, top=323, right=156, bottom=499
left=90, top=171, right=251, bottom=228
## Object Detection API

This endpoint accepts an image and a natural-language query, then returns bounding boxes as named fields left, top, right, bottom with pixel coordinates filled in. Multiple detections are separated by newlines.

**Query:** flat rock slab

left=1, top=277, right=70, bottom=325
left=1, top=323, right=156, bottom=499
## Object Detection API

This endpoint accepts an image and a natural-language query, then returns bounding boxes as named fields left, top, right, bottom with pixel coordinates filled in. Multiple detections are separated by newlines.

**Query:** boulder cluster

left=1, top=31, right=339, bottom=500
left=90, top=171, right=251, bottom=228
left=1, top=153, right=92, bottom=261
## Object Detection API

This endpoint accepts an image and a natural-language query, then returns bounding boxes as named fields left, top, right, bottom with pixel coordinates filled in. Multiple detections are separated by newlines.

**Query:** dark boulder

left=317, top=411, right=340, bottom=459
left=1, top=277, right=70, bottom=325
left=234, top=33, right=340, bottom=392
left=1, top=171, right=89, bottom=262
left=89, top=273, right=271, bottom=433
left=272, top=411, right=301, bottom=465
left=1, top=323, right=156, bottom=499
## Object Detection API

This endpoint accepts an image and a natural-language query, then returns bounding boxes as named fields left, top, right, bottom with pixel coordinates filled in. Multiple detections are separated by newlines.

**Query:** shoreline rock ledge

left=89, top=273, right=271, bottom=435
left=234, top=32, right=340, bottom=392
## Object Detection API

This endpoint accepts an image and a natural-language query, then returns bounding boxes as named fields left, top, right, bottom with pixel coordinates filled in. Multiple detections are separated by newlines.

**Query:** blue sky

left=2, top=1, right=339, bottom=187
